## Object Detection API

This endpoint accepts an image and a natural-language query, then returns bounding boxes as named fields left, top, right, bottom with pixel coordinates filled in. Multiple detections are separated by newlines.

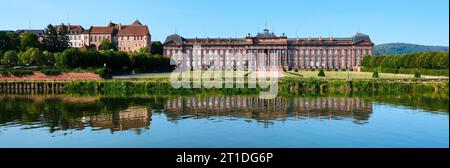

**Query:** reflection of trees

left=364, top=93, right=449, bottom=113
left=0, top=95, right=152, bottom=134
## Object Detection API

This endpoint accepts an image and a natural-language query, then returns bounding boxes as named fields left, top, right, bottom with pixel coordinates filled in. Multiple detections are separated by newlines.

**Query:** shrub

left=372, top=71, right=379, bottom=78
left=318, top=69, right=325, bottom=77
left=41, top=69, right=61, bottom=76
left=415, top=71, right=421, bottom=78
left=96, top=67, right=112, bottom=79
left=10, top=69, right=33, bottom=77
left=0, top=70, right=10, bottom=76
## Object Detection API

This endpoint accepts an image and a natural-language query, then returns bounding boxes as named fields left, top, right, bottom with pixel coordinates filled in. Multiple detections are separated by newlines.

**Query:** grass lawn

left=128, top=71, right=255, bottom=79
left=283, top=70, right=449, bottom=80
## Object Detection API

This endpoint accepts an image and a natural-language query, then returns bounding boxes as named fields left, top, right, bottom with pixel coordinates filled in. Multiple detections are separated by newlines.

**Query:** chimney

left=319, top=36, right=323, bottom=41
left=119, top=23, right=122, bottom=30
left=329, top=36, right=333, bottom=41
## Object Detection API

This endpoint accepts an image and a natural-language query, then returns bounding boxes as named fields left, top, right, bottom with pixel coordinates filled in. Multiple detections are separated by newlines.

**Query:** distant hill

left=374, top=43, right=449, bottom=55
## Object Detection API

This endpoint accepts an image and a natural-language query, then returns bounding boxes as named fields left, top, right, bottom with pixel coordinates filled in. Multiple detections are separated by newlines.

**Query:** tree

left=361, top=55, right=372, bottom=67
left=43, top=50, right=55, bottom=66
left=43, top=24, right=70, bottom=52
left=56, top=48, right=82, bottom=67
left=98, top=39, right=116, bottom=51
left=18, top=48, right=45, bottom=66
left=318, top=69, right=325, bottom=77
left=138, top=46, right=150, bottom=54
left=0, top=32, right=20, bottom=54
left=0, top=32, right=8, bottom=53
left=150, top=41, right=163, bottom=55
left=2, top=50, right=19, bottom=65
left=20, top=32, right=41, bottom=51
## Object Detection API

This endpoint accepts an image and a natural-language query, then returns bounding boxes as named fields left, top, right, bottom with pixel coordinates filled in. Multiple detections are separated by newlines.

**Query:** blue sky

left=1, top=0, right=448, bottom=46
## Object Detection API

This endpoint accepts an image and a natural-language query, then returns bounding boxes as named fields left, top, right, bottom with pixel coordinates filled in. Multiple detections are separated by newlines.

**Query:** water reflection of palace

left=83, top=107, right=151, bottom=134
left=163, top=96, right=373, bottom=125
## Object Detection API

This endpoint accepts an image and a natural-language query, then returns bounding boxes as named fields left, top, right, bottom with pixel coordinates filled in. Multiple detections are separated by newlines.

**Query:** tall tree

left=0, top=32, right=10, bottom=53
left=7, top=32, right=20, bottom=51
left=43, top=24, right=70, bottom=52
left=0, top=32, right=21, bottom=53
left=150, top=41, right=163, bottom=55
left=20, top=32, right=41, bottom=50
left=57, top=23, right=70, bottom=50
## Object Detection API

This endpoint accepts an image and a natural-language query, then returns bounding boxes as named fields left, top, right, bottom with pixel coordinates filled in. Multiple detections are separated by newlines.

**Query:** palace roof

left=117, top=24, right=150, bottom=36
left=67, top=25, right=84, bottom=32
left=352, top=33, right=371, bottom=44
left=89, top=20, right=150, bottom=36
left=90, top=26, right=116, bottom=34
left=164, top=30, right=373, bottom=46
left=255, top=29, right=279, bottom=39
left=164, top=34, right=186, bottom=44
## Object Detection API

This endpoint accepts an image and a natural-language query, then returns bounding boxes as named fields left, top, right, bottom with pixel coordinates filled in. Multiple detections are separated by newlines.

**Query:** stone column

left=324, top=48, right=328, bottom=69
left=222, top=48, right=226, bottom=70
left=306, top=48, right=309, bottom=69
left=284, top=49, right=288, bottom=68
left=296, top=49, right=300, bottom=69
left=255, top=48, right=258, bottom=70
left=343, top=48, right=348, bottom=69
left=312, top=48, right=317, bottom=69
left=350, top=47, right=355, bottom=68
left=336, top=48, right=340, bottom=69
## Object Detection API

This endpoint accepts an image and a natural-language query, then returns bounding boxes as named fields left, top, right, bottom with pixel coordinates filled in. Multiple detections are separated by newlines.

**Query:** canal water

left=0, top=93, right=448, bottom=148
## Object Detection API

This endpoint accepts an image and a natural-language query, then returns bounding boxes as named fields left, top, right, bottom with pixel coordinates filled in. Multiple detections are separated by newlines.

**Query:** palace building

left=163, top=29, right=374, bottom=71
left=57, top=20, right=151, bottom=52
left=90, top=20, right=151, bottom=52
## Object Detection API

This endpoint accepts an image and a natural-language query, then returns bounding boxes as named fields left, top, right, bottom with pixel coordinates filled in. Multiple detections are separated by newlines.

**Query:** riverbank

left=0, top=71, right=101, bottom=81
left=2, top=78, right=447, bottom=95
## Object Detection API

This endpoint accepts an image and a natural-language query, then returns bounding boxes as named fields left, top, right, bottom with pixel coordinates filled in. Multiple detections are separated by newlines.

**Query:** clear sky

left=1, top=0, right=448, bottom=46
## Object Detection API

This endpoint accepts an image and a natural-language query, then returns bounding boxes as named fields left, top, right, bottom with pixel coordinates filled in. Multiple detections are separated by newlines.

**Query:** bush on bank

left=361, top=67, right=449, bottom=76
left=62, top=79, right=449, bottom=95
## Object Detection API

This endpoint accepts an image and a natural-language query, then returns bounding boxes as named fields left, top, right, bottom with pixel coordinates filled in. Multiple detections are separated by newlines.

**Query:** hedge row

left=361, top=67, right=449, bottom=76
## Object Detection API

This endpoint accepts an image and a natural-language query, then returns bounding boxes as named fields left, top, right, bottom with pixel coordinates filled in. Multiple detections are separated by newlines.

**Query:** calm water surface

left=0, top=93, right=448, bottom=148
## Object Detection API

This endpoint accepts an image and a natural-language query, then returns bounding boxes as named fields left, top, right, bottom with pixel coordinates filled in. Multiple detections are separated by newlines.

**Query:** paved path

left=113, top=72, right=172, bottom=79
